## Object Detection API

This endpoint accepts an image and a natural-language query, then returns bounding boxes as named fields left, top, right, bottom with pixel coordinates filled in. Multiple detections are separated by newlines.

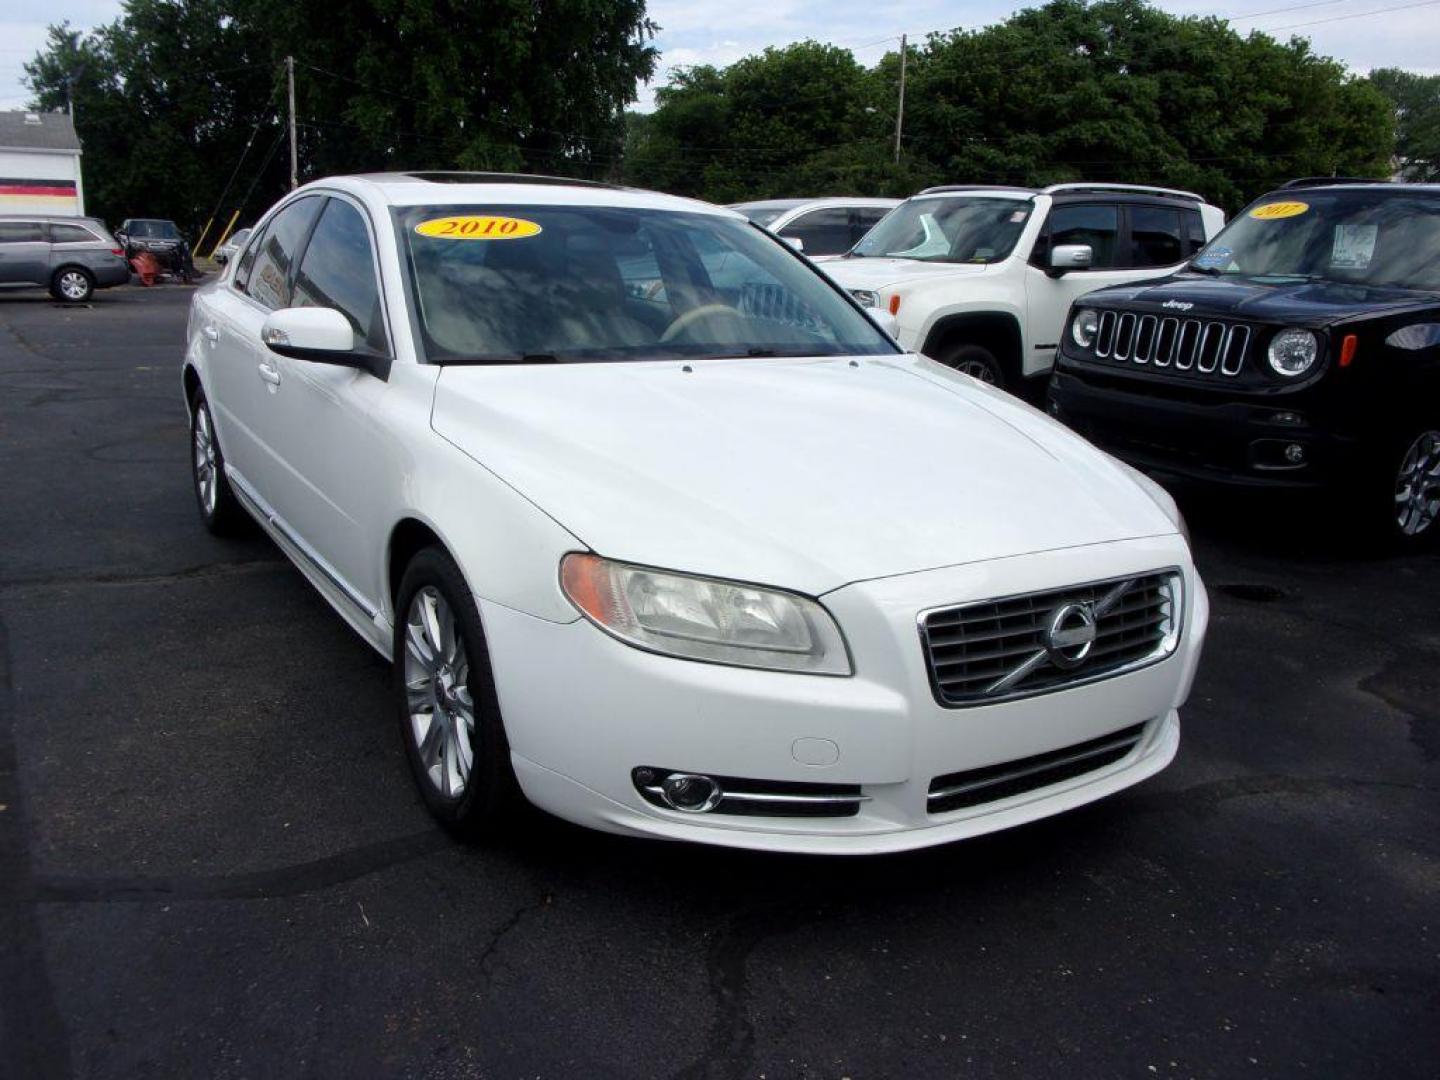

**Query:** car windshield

left=1189, top=190, right=1440, bottom=291
left=850, top=195, right=1032, bottom=263
left=730, top=203, right=794, bottom=228
left=395, top=204, right=897, bottom=364
left=129, top=220, right=180, bottom=239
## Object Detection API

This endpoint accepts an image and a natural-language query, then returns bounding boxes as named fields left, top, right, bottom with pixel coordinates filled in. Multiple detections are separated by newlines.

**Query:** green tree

left=622, top=41, right=914, bottom=200
left=25, top=0, right=657, bottom=231
left=1368, top=68, right=1440, bottom=181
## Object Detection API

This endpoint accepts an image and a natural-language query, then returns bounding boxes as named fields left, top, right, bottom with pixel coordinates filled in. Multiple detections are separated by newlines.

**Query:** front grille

left=920, top=571, right=1182, bottom=706
left=633, top=768, right=866, bottom=818
left=927, top=723, right=1147, bottom=814
left=1095, top=311, right=1250, bottom=376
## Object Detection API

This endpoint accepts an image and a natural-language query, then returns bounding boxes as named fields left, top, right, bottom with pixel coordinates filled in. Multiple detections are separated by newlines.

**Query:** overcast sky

left=2, top=0, right=1436, bottom=113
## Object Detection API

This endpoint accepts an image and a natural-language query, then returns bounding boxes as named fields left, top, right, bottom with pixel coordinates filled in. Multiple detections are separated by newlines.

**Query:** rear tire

left=939, top=342, right=1006, bottom=389
left=51, top=266, right=94, bottom=303
left=394, top=547, right=521, bottom=840
left=190, top=392, right=249, bottom=536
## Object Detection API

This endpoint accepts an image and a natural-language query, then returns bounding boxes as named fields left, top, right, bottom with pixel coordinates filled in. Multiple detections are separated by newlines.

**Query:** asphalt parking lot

left=1, top=285, right=1436, bottom=1080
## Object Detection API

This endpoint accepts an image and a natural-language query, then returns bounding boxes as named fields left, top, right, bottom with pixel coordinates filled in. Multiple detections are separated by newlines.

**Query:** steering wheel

left=659, top=303, right=748, bottom=344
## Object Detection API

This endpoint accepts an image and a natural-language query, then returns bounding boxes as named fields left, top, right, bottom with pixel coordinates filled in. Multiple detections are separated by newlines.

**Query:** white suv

left=182, top=172, right=1207, bottom=854
left=825, top=184, right=1225, bottom=392
left=729, top=197, right=900, bottom=259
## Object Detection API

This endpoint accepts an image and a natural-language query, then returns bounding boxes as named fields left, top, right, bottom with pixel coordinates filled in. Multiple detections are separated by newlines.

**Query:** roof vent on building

left=23, top=112, right=42, bottom=125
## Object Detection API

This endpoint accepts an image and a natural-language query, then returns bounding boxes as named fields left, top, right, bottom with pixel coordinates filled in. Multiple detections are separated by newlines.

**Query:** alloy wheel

left=58, top=270, right=90, bottom=301
left=193, top=405, right=218, bottom=515
left=403, top=586, right=476, bottom=799
left=956, top=358, right=998, bottom=384
left=1394, top=429, right=1440, bottom=537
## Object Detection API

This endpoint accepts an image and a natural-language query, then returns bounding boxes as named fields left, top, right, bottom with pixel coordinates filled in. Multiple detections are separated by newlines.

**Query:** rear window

left=51, top=223, right=102, bottom=244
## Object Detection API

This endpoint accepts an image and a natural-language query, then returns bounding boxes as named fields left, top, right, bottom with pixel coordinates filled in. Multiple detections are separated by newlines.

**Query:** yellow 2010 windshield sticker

left=1250, top=201, right=1309, bottom=220
left=414, top=215, right=542, bottom=240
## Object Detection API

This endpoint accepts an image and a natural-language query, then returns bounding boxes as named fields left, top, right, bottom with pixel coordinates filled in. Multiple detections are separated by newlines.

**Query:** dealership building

left=0, top=110, right=84, bottom=215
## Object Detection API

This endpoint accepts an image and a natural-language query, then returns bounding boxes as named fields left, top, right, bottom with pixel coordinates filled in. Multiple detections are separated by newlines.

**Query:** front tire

left=394, top=547, right=520, bottom=839
left=190, top=393, right=248, bottom=535
left=939, top=342, right=1006, bottom=389
left=1384, top=424, right=1440, bottom=549
left=51, top=266, right=94, bottom=303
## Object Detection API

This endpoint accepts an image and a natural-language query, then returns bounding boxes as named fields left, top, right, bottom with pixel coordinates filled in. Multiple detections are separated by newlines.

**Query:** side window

left=1044, top=204, right=1119, bottom=269
left=234, top=223, right=267, bottom=290
left=778, top=207, right=853, bottom=256
left=1184, top=210, right=1207, bottom=255
left=0, top=222, right=44, bottom=243
left=1128, top=206, right=1184, bottom=268
left=849, top=207, right=890, bottom=247
left=245, top=196, right=322, bottom=310
left=293, top=198, right=387, bottom=352
left=50, top=223, right=100, bottom=244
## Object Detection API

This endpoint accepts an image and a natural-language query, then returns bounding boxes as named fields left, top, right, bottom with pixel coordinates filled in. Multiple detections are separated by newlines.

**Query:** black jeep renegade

left=1048, top=179, right=1440, bottom=547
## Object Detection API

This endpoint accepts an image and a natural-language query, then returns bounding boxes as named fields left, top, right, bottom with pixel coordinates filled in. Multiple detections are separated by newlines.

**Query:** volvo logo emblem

left=1044, top=602, right=1097, bottom=669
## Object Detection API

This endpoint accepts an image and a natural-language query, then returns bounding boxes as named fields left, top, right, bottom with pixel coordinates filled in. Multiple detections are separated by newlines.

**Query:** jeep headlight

left=560, top=554, right=851, bottom=675
left=850, top=289, right=881, bottom=309
left=1267, top=328, right=1318, bottom=377
left=1071, top=308, right=1100, bottom=349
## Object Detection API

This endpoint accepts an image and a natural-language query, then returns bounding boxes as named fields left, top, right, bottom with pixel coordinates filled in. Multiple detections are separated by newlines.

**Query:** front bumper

left=482, top=535, right=1205, bottom=854
left=1048, top=369, right=1361, bottom=487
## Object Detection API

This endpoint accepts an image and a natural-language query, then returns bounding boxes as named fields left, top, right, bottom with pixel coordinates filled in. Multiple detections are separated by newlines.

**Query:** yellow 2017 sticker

left=414, top=215, right=542, bottom=240
left=1250, top=201, right=1309, bottom=220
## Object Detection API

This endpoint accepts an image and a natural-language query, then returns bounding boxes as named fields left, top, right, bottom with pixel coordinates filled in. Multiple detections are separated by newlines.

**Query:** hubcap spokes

left=959, top=360, right=997, bottom=384
left=1394, top=430, right=1440, bottom=537
left=193, top=407, right=217, bottom=513
left=60, top=273, right=86, bottom=299
left=404, top=586, right=475, bottom=798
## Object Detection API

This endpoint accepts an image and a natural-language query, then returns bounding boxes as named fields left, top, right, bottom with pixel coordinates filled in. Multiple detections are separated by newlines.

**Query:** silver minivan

left=0, top=215, right=131, bottom=302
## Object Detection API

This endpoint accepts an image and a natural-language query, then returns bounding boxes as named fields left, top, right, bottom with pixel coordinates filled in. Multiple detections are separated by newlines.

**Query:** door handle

left=258, top=362, right=282, bottom=386
left=201, top=325, right=219, bottom=342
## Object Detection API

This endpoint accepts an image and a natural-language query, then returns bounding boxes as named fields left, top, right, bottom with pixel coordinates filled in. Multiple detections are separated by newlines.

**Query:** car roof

left=1267, top=181, right=1440, bottom=195
left=731, top=197, right=902, bottom=210
left=327, top=171, right=735, bottom=216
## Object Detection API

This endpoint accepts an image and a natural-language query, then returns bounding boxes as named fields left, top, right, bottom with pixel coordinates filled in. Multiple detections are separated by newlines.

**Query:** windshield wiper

left=437, top=352, right=566, bottom=366
left=1186, top=263, right=1223, bottom=277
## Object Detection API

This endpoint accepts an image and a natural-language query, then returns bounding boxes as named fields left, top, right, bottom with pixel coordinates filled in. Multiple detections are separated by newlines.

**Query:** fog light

left=660, top=773, right=723, bottom=813
left=1284, top=443, right=1305, bottom=464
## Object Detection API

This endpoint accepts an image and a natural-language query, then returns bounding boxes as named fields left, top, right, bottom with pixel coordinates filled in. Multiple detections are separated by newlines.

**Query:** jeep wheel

left=1390, top=426, right=1440, bottom=547
left=940, top=343, right=1005, bottom=389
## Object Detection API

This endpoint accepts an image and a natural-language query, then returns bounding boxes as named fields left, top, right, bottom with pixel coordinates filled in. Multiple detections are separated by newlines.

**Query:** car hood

left=822, top=258, right=991, bottom=292
left=1087, top=274, right=1438, bottom=325
left=431, top=355, right=1175, bottom=595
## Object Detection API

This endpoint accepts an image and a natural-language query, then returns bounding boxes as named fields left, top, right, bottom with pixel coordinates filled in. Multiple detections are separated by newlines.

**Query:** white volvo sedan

left=182, top=172, right=1208, bottom=854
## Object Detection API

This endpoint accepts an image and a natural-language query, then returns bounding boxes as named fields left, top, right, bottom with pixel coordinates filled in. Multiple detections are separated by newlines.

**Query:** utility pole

left=286, top=55, right=298, bottom=190
left=894, top=33, right=907, bottom=165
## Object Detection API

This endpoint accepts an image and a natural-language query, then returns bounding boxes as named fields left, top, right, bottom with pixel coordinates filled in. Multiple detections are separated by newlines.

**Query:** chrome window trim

left=916, top=567, right=1186, bottom=709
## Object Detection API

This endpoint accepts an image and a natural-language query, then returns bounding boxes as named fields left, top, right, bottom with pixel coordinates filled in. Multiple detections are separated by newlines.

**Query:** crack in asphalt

left=672, top=902, right=820, bottom=1080
left=0, top=557, right=283, bottom=594
left=30, top=831, right=454, bottom=903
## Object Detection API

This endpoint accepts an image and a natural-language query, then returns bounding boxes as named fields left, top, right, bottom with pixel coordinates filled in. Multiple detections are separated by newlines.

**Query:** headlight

left=1267, top=328, right=1318, bottom=377
left=560, top=553, right=852, bottom=675
left=1071, top=308, right=1100, bottom=348
left=850, top=289, right=881, bottom=308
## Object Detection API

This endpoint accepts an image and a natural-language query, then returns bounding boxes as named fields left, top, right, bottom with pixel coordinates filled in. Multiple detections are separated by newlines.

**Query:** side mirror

left=1048, top=244, right=1093, bottom=275
left=261, top=307, right=383, bottom=376
left=782, top=235, right=805, bottom=253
